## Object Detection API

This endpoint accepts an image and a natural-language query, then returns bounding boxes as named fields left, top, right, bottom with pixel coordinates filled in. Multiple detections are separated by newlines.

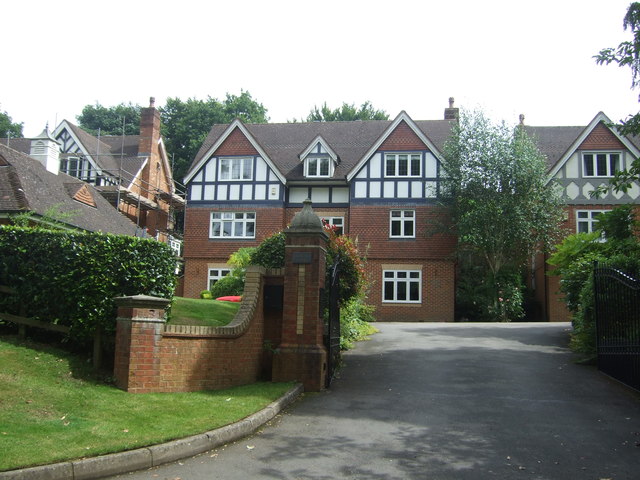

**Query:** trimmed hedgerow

left=0, top=226, right=176, bottom=343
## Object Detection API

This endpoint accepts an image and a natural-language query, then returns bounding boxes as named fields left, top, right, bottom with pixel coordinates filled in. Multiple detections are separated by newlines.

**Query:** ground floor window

left=208, top=268, right=231, bottom=290
left=322, top=216, right=344, bottom=234
left=383, top=270, right=421, bottom=303
left=576, top=210, right=610, bottom=234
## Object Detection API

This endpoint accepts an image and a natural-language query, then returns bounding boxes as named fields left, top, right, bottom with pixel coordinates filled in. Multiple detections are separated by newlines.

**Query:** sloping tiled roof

left=188, top=119, right=455, bottom=182
left=523, top=125, right=586, bottom=169
left=0, top=143, right=138, bottom=235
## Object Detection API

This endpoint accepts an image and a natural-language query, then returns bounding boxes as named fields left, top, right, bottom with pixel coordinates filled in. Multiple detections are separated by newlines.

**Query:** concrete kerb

left=0, top=383, right=303, bottom=480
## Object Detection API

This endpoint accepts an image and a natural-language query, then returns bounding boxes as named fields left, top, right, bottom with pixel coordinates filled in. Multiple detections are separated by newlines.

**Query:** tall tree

left=0, top=109, right=24, bottom=138
left=161, top=91, right=268, bottom=181
left=305, top=101, right=389, bottom=122
left=76, top=102, right=141, bottom=136
left=441, top=109, right=563, bottom=321
left=594, top=2, right=640, bottom=194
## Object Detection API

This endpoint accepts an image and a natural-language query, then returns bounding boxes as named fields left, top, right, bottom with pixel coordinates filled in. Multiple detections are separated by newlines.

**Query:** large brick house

left=182, top=105, right=459, bottom=322
left=182, top=102, right=640, bottom=322
left=525, top=112, right=640, bottom=321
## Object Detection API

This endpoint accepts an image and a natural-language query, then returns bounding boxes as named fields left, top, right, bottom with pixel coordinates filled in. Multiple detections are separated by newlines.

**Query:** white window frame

left=219, top=157, right=253, bottom=181
left=383, top=270, right=422, bottom=303
left=305, top=156, right=331, bottom=178
left=208, top=268, right=231, bottom=290
left=576, top=209, right=610, bottom=234
left=321, top=216, right=344, bottom=234
left=389, top=210, right=415, bottom=238
left=582, top=152, right=622, bottom=178
left=385, top=153, right=421, bottom=178
left=210, top=212, right=256, bottom=239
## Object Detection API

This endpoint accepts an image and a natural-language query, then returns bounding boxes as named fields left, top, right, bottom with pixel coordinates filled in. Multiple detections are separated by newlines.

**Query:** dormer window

left=305, top=155, right=331, bottom=177
left=300, top=136, right=338, bottom=179
left=219, top=157, right=253, bottom=181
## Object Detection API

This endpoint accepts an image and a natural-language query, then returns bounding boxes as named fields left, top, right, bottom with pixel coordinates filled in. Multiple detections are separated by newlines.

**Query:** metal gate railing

left=594, top=262, right=640, bottom=391
left=324, top=261, right=341, bottom=387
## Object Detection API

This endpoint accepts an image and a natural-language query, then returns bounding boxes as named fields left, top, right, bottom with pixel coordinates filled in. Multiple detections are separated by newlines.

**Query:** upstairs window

left=219, top=157, right=253, bottom=180
left=305, top=156, right=331, bottom=177
left=582, top=153, right=621, bottom=177
left=210, top=212, right=256, bottom=238
left=390, top=210, right=415, bottom=238
left=385, top=153, right=421, bottom=177
left=576, top=210, right=610, bottom=234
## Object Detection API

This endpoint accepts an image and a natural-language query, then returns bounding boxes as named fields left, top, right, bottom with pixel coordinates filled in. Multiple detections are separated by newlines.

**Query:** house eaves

left=183, top=119, right=287, bottom=185
left=346, top=111, right=445, bottom=182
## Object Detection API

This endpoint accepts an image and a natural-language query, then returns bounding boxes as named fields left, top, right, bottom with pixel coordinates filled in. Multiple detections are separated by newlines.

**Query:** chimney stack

left=138, top=96, right=161, bottom=157
left=519, top=114, right=525, bottom=126
left=444, top=97, right=459, bottom=120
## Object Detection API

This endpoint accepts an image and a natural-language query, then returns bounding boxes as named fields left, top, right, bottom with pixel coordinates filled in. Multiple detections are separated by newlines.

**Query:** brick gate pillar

left=272, top=199, right=328, bottom=391
left=113, top=294, right=170, bottom=393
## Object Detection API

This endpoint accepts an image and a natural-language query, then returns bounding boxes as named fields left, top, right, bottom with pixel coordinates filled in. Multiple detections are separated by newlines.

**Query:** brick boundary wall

left=114, top=266, right=284, bottom=393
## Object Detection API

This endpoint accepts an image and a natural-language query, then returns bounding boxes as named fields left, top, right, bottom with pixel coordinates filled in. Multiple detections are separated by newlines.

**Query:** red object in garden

left=216, top=296, right=242, bottom=302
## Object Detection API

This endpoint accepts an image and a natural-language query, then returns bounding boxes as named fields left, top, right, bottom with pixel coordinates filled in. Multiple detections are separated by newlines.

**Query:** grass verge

left=168, top=296, right=240, bottom=327
left=0, top=336, right=293, bottom=472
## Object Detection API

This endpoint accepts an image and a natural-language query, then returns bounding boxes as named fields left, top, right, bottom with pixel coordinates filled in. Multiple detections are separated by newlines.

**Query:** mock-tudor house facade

left=524, top=112, right=640, bottom=322
left=0, top=143, right=139, bottom=235
left=1, top=98, right=185, bottom=254
left=182, top=107, right=459, bottom=322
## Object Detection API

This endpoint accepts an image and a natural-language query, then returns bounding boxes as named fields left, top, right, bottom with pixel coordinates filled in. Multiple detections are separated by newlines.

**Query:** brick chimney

left=138, top=96, right=161, bottom=157
left=444, top=97, right=459, bottom=120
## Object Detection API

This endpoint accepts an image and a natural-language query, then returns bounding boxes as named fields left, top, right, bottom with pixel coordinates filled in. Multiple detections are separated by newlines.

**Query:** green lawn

left=0, top=336, right=293, bottom=472
left=168, top=296, right=240, bottom=327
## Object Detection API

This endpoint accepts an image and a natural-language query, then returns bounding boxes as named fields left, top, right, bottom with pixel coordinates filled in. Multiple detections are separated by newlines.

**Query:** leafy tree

left=441, top=109, right=564, bottom=321
left=160, top=91, right=268, bottom=181
left=0, top=109, right=23, bottom=138
left=76, top=102, right=141, bottom=136
left=594, top=2, right=640, bottom=194
left=305, top=101, right=389, bottom=122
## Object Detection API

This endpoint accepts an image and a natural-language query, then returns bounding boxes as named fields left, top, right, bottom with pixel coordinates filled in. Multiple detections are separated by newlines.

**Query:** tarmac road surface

left=108, top=322, right=640, bottom=480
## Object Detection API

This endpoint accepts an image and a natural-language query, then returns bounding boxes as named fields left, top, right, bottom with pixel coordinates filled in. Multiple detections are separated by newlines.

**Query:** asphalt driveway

left=110, top=323, right=640, bottom=480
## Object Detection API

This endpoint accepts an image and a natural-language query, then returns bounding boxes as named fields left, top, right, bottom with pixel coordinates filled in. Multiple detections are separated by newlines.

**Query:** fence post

left=113, top=295, right=170, bottom=393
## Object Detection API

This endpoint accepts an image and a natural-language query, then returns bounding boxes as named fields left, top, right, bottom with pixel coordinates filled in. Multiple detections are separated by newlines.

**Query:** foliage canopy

left=594, top=2, right=640, bottom=194
left=0, top=109, right=23, bottom=138
left=305, top=101, right=389, bottom=122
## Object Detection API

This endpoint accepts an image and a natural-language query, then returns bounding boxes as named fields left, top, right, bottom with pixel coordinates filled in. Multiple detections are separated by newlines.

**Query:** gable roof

left=185, top=113, right=454, bottom=184
left=524, top=112, right=640, bottom=178
left=0, top=143, right=138, bottom=235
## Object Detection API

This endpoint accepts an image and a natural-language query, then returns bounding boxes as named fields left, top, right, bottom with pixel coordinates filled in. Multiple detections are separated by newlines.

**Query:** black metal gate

left=324, top=262, right=341, bottom=387
left=594, top=262, right=640, bottom=391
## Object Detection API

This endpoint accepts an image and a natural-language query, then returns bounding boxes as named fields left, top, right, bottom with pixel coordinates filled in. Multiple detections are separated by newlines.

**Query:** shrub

left=209, top=274, right=245, bottom=298
left=250, top=232, right=285, bottom=268
left=339, top=296, right=377, bottom=350
left=0, top=226, right=176, bottom=344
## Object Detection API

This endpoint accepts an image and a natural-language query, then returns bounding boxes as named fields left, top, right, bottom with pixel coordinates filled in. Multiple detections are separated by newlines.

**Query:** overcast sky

left=2, top=0, right=638, bottom=137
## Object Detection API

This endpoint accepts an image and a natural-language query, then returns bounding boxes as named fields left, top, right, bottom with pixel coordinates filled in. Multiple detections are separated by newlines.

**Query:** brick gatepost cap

left=287, top=198, right=325, bottom=234
left=114, top=294, right=171, bottom=309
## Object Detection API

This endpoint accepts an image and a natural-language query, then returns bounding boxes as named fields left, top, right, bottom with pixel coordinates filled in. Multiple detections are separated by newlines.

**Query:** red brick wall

left=366, top=259, right=455, bottom=322
left=349, top=204, right=456, bottom=260
left=115, top=269, right=275, bottom=393
left=379, top=120, right=427, bottom=151
left=183, top=206, right=286, bottom=298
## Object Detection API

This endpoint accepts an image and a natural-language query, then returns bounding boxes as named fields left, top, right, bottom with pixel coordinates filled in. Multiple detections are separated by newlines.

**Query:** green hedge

left=0, top=226, right=176, bottom=342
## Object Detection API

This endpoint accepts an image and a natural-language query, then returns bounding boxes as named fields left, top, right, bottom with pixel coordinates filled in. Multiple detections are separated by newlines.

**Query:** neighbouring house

left=1, top=97, right=186, bottom=255
left=524, top=112, right=640, bottom=322
left=182, top=103, right=459, bottom=322
left=0, top=142, right=139, bottom=235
